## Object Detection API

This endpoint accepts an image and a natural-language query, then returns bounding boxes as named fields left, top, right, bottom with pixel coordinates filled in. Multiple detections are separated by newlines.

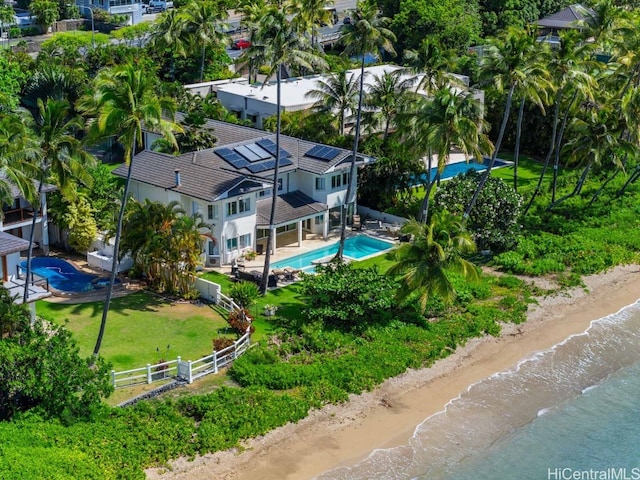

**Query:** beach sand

left=146, top=264, right=640, bottom=480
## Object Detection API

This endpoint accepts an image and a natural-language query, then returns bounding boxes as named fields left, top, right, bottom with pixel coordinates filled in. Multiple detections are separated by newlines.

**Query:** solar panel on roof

left=215, top=148, right=250, bottom=169
left=256, top=138, right=291, bottom=158
left=245, top=143, right=272, bottom=160
left=246, top=158, right=293, bottom=174
left=234, top=144, right=263, bottom=162
left=305, top=144, right=341, bottom=161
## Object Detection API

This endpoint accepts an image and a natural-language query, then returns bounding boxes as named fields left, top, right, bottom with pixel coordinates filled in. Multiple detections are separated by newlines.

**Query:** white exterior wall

left=133, top=181, right=170, bottom=204
left=297, top=173, right=315, bottom=200
left=4, top=252, right=21, bottom=281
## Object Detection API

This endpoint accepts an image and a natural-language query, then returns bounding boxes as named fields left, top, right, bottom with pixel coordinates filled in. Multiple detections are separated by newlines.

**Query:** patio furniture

left=283, top=268, right=302, bottom=281
left=272, top=269, right=287, bottom=281
left=351, top=214, right=362, bottom=231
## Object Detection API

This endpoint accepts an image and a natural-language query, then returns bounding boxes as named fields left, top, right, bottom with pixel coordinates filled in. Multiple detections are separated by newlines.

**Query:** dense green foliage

left=0, top=292, right=113, bottom=421
left=300, top=264, right=397, bottom=330
left=434, top=170, right=524, bottom=252
left=493, top=176, right=640, bottom=278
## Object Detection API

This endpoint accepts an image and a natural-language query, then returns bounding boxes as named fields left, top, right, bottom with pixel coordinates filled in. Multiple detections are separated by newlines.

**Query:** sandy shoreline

left=147, top=264, right=640, bottom=480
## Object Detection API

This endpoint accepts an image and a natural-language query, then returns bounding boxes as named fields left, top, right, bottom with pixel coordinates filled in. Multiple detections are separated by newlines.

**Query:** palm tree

left=0, top=111, right=39, bottom=210
left=251, top=5, right=327, bottom=294
left=23, top=99, right=94, bottom=304
left=183, top=0, right=229, bottom=82
left=362, top=69, right=416, bottom=140
left=396, top=87, right=491, bottom=222
left=149, top=9, right=189, bottom=81
left=291, top=0, right=334, bottom=48
left=524, top=30, right=595, bottom=213
left=464, top=27, right=540, bottom=217
left=79, top=63, right=180, bottom=360
left=387, top=212, right=478, bottom=314
left=335, top=0, right=396, bottom=260
left=550, top=99, right=635, bottom=209
left=304, top=69, right=360, bottom=136
left=235, top=0, right=268, bottom=84
left=403, top=38, right=456, bottom=94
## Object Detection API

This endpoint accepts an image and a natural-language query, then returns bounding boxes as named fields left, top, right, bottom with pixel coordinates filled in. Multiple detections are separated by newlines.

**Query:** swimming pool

left=271, top=235, right=394, bottom=271
left=20, top=257, right=116, bottom=293
left=414, top=159, right=509, bottom=184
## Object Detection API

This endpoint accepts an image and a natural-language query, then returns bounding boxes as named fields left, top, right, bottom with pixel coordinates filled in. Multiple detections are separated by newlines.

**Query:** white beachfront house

left=0, top=180, right=54, bottom=311
left=186, top=64, right=481, bottom=131
left=113, top=119, right=375, bottom=266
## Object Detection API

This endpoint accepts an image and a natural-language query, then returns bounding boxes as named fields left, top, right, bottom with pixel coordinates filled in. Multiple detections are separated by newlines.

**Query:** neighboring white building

left=206, top=64, right=477, bottom=129
left=77, top=0, right=144, bottom=26
left=113, top=119, right=375, bottom=266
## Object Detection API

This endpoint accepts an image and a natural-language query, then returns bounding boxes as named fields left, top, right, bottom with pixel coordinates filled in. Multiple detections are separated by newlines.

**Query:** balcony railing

left=1, top=207, right=40, bottom=226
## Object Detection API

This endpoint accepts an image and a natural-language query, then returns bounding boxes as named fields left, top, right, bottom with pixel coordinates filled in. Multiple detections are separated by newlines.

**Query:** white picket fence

left=110, top=284, right=247, bottom=389
left=111, top=331, right=251, bottom=389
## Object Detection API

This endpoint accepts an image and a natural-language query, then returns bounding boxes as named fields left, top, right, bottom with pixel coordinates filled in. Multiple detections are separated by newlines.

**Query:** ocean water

left=316, top=300, right=640, bottom=480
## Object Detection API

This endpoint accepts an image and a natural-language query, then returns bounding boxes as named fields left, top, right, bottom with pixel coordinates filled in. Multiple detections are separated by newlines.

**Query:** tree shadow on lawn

left=44, top=291, right=171, bottom=319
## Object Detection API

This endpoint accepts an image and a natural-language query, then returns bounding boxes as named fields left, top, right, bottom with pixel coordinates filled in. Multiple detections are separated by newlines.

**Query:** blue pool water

left=414, top=159, right=509, bottom=185
left=271, top=235, right=393, bottom=271
left=21, top=257, right=116, bottom=293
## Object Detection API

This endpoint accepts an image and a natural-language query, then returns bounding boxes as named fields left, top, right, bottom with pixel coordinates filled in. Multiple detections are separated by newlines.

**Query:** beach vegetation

left=433, top=170, right=523, bottom=252
left=388, top=212, right=479, bottom=313
left=300, top=264, right=397, bottom=331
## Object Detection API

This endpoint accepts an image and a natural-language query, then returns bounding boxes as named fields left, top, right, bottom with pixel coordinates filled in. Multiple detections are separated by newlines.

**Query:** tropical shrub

left=433, top=170, right=523, bottom=252
left=300, top=264, right=397, bottom=331
left=0, top=304, right=113, bottom=421
left=229, top=281, right=260, bottom=309
left=227, top=308, right=255, bottom=335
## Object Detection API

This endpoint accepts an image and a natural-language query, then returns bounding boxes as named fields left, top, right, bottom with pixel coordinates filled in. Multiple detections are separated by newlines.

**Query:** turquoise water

left=317, top=301, right=640, bottom=480
left=271, top=235, right=394, bottom=271
left=413, top=159, right=509, bottom=185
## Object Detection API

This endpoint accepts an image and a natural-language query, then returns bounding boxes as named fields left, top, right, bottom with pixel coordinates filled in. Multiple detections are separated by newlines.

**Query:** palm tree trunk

left=22, top=175, right=45, bottom=307
left=464, top=84, right=515, bottom=218
left=589, top=131, right=630, bottom=206
left=548, top=162, right=591, bottom=210
left=523, top=89, right=563, bottom=215
left=335, top=58, right=366, bottom=260
left=551, top=92, right=578, bottom=204
left=513, top=98, right=525, bottom=192
left=616, top=164, right=640, bottom=198
left=419, top=150, right=433, bottom=223
left=93, top=152, right=134, bottom=359
left=260, top=64, right=282, bottom=294
left=200, top=47, right=206, bottom=82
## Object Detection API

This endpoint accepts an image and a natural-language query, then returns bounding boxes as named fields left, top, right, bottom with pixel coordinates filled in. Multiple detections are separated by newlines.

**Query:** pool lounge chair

left=351, top=215, right=362, bottom=231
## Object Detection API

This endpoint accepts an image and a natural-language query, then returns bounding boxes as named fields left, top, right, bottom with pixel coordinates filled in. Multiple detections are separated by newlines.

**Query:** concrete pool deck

left=206, top=226, right=399, bottom=277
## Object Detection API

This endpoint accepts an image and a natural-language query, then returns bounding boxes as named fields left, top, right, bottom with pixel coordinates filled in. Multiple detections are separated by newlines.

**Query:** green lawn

left=36, top=292, right=230, bottom=372
left=492, top=153, right=567, bottom=191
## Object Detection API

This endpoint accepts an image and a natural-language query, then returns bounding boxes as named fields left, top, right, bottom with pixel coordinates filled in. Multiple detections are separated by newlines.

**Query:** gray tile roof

left=256, top=191, right=327, bottom=226
left=0, top=232, right=30, bottom=255
left=0, top=174, right=57, bottom=199
left=114, top=118, right=374, bottom=201
left=537, top=4, right=594, bottom=28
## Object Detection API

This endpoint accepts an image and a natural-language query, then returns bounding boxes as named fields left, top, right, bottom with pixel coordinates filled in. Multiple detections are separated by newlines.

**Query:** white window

left=258, top=189, right=271, bottom=198
left=227, top=198, right=250, bottom=217
left=239, top=233, right=251, bottom=248
left=208, top=241, right=219, bottom=256
left=276, top=223, right=296, bottom=234
left=277, top=178, right=283, bottom=191
left=207, top=204, right=218, bottom=220
left=226, top=234, right=251, bottom=251
left=256, top=228, right=269, bottom=239
left=315, top=177, right=325, bottom=190
left=331, top=174, right=342, bottom=189
left=314, top=214, right=324, bottom=225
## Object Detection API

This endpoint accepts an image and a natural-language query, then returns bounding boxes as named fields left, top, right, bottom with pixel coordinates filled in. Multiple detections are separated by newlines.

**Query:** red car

left=232, top=39, right=251, bottom=50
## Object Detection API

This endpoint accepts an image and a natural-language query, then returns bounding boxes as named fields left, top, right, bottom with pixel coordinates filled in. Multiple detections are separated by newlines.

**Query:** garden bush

left=433, top=170, right=523, bottom=252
